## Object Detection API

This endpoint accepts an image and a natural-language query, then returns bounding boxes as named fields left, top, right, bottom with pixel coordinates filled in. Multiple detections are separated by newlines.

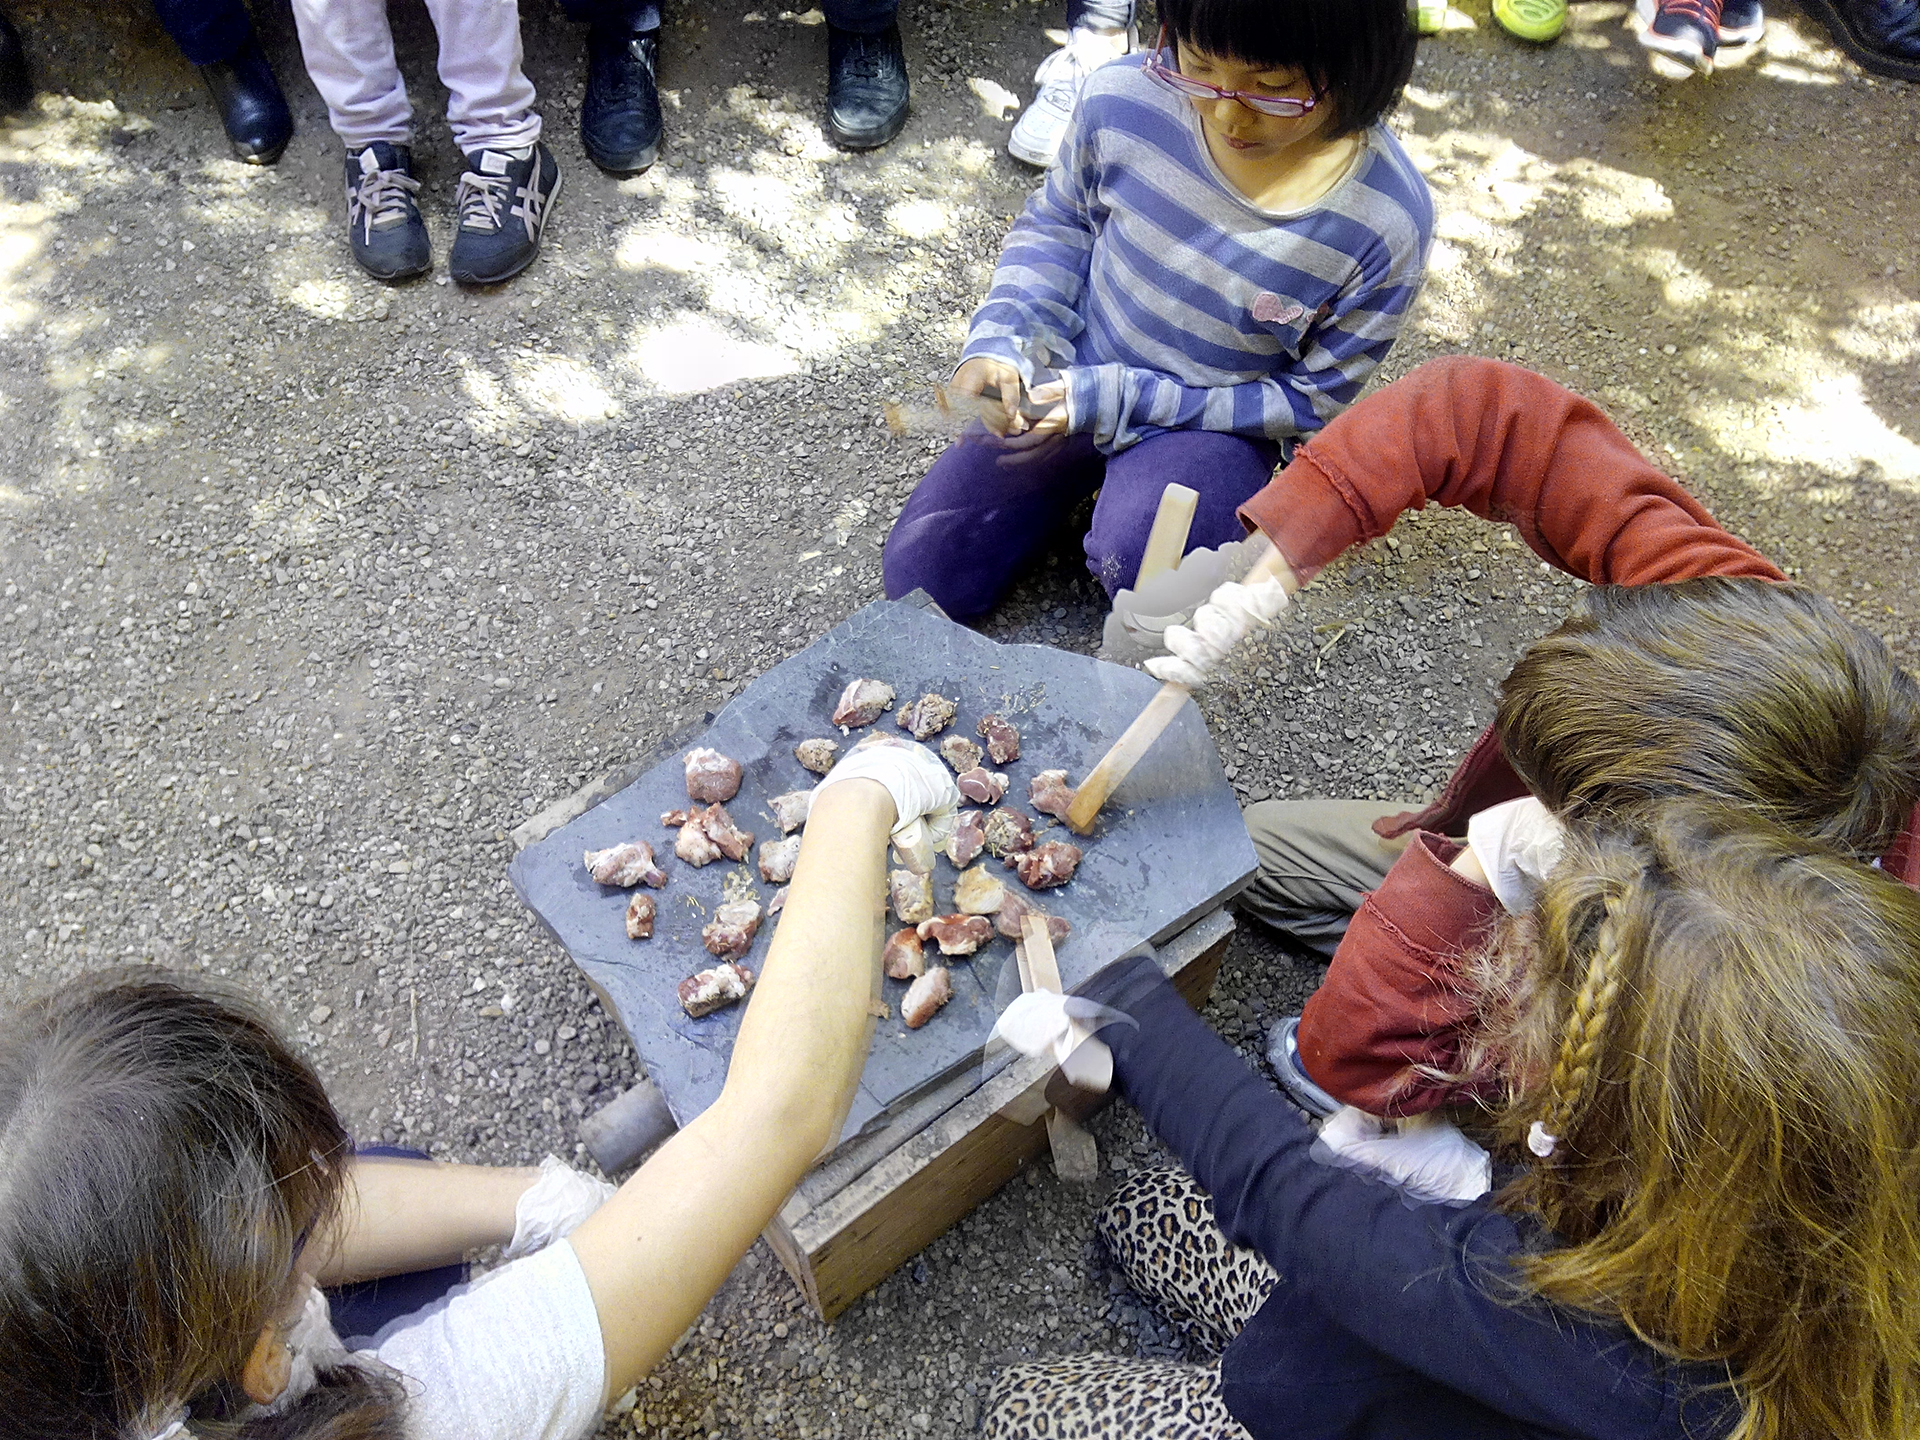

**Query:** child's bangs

left=1160, top=0, right=1338, bottom=75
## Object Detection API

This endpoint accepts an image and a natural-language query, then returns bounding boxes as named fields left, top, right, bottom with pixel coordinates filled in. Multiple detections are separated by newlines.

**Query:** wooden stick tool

left=1065, top=538, right=1296, bottom=836
left=1018, top=913, right=1099, bottom=1184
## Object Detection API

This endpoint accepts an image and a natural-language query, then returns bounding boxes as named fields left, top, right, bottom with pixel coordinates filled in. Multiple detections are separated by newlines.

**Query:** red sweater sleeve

left=1297, top=832, right=1506, bottom=1117
left=1238, top=356, right=1786, bottom=586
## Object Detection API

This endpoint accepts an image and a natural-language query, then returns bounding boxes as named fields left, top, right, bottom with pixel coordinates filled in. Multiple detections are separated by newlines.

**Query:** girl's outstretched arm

left=567, top=777, right=896, bottom=1399
left=1236, top=355, right=1783, bottom=587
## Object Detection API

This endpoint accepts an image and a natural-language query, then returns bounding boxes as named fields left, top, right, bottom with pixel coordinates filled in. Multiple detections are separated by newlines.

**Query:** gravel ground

left=2, top=0, right=1917, bottom=1434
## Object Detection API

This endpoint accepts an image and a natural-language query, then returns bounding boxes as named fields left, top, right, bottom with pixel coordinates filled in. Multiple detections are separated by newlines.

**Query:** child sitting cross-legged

left=883, top=0, right=1432, bottom=618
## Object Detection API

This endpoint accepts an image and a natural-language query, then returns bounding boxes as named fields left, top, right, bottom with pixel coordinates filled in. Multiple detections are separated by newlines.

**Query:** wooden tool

left=1135, top=483, right=1199, bottom=588
left=1066, top=539, right=1297, bottom=835
left=1020, top=913, right=1100, bottom=1184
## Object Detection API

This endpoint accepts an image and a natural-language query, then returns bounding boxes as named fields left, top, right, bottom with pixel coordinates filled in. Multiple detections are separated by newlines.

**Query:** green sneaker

left=1494, top=0, right=1567, bottom=40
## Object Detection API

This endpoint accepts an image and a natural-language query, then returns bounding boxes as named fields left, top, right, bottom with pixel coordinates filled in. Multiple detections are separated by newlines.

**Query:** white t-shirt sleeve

left=364, top=1240, right=608, bottom=1440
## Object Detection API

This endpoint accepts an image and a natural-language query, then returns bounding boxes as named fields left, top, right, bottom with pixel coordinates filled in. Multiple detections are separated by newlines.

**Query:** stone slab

left=509, top=596, right=1255, bottom=1140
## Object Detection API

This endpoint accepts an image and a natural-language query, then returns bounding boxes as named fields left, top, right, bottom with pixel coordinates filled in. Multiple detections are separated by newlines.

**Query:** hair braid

left=1535, top=890, right=1630, bottom=1157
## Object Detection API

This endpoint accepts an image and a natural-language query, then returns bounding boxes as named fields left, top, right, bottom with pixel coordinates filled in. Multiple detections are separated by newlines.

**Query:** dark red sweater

left=1236, top=356, right=1920, bottom=1113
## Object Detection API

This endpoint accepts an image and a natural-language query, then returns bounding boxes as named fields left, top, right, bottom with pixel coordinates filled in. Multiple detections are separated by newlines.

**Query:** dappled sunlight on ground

left=0, top=0, right=1914, bottom=598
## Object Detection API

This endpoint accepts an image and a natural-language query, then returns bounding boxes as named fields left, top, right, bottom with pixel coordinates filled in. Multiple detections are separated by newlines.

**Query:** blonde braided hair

left=1529, top=890, right=1630, bottom=1159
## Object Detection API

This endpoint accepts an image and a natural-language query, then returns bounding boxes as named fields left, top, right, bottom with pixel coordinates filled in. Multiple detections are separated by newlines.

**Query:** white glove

left=812, top=732, right=961, bottom=874
left=1102, top=536, right=1265, bottom=665
left=1317, top=1107, right=1491, bottom=1204
left=1465, top=797, right=1568, bottom=915
left=504, top=1155, right=617, bottom=1260
left=989, top=991, right=1136, bottom=1092
left=1143, top=574, right=1291, bottom=688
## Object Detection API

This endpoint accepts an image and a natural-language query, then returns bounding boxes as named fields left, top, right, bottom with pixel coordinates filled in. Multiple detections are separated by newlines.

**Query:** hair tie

left=1527, top=1120, right=1559, bottom=1158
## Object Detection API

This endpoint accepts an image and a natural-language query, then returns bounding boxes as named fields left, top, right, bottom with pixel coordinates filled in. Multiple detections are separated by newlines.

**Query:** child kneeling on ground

left=882, top=0, right=1432, bottom=618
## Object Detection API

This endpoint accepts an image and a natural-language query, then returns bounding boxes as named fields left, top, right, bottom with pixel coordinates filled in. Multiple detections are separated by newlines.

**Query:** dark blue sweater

left=1085, top=957, right=1740, bottom=1440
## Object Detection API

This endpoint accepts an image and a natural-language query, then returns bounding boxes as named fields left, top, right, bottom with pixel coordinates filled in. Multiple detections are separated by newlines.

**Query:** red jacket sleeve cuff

left=1236, top=449, right=1372, bottom=577
left=1297, top=833, right=1506, bottom=1117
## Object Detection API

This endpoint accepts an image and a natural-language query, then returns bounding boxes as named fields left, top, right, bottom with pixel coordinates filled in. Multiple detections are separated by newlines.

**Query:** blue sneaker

left=1265, top=1016, right=1341, bottom=1119
left=1718, top=0, right=1765, bottom=46
left=344, top=143, right=430, bottom=282
left=448, top=143, right=561, bottom=286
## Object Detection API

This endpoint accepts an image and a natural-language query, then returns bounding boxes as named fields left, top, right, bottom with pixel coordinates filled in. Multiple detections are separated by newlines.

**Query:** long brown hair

left=0, top=971, right=406, bottom=1440
left=1497, top=578, right=1920, bottom=859
left=1477, top=803, right=1920, bottom=1440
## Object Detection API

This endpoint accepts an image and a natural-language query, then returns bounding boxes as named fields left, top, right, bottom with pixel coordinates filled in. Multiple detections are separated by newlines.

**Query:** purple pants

left=882, top=424, right=1285, bottom=619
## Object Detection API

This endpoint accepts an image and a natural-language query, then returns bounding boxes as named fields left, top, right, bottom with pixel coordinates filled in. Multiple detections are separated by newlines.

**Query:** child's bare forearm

left=310, top=1156, right=541, bottom=1286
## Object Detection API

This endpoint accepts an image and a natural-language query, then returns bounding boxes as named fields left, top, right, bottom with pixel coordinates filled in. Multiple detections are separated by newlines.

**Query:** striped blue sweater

left=963, top=56, right=1433, bottom=452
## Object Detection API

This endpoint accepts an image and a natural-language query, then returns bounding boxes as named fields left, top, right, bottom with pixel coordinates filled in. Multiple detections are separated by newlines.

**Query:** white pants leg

left=423, top=0, right=542, bottom=153
left=290, top=0, right=414, bottom=148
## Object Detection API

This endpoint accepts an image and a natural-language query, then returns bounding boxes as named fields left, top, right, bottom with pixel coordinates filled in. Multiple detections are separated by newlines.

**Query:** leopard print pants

left=981, top=1166, right=1278, bottom=1439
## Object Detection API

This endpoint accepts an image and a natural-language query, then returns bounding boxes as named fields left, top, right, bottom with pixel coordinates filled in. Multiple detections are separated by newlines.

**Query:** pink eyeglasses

left=1143, top=28, right=1320, bottom=118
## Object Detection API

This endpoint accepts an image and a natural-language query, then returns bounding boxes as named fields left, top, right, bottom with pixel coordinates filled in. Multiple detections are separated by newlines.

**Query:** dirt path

left=1, top=0, right=1915, bottom=1434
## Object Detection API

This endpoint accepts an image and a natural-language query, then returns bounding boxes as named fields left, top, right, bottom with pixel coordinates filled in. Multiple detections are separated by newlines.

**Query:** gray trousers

left=1236, top=799, right=1419, bottom=957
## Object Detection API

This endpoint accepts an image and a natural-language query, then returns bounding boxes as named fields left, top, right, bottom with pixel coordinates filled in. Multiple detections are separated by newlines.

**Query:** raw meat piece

left=956, top=768, right=1009, bottom=806
left=1028, top=769, right=1077, bottom=822
left=758, top=835, right=801, bottom=885
left=917, top=914, right=994, bottom=956
left=768, top=886, right=789, bottom=917
left=883, top=927, right=926, bottom=980
left=625, top=892, right=657, bottom=939
left=584, top=842, right=667, bottom=888
left=947, top=810, right=987, bottom=868
left=953, top=866, right=1006, bottom=916
left=795, top=738, right=840, bottom=774
left=832, top=678, right=896, bottom=728
left=983, top=807, right=1035, bottom=858
left=769, top=789, right=813, bottom=834
left=698, top=803, right=755, bottom=862
left=1012, top=840, right=1082, bottom=890
left=896, top=692, right=957, bottom=740
left=679, top=961, right=754, bottom=1018
left=684, top=747, right=743, bottom=803
left=901, top=966, right=953, bottom=1029
left=661, top=808, right=695, bottom=828
left=674, top=822, right=723, bottom=867
left=939, top=736, right=983, bottom=773
left=702, top=898, right=764, bottom=959
left=995, top=890, right=1072, bottom=943
left=890, top=868, right=934, bottom=925
left=977, top=714, right=1021, bottom=765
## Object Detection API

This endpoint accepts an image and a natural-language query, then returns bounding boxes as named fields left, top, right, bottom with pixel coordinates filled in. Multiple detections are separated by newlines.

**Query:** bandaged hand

left=505, top=1155, right=618, bottom=1260
left=1316, top=1107, right=1491, bottom=1204
left=813, top=732, right=960, bottom=874
left=989, top=991, right=1137, bottom=1093
left=1465, top=797, right=1568, bottom=915
left=1143, top=573, right=1291, bottom=688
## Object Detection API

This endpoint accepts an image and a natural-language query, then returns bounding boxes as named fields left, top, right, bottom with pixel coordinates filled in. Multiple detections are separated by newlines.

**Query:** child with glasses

left=883, top=0, right=1431, bottom=619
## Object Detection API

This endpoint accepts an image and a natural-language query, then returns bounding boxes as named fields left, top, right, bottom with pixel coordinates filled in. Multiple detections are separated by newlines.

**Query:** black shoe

left=1264, top=1016, right=1341, bottom=1119
left=345, top=143, right=430, bottom=282
left=825, top=22, right=909, bottom=150
left=197, top=33, right=292, bottom=164
left=1795, top=0, right=1920, bottom=77
left=582, top=26, right=661, bottom=172
left=448, top=143, right=561, bottom=286
left=0, top=10, right=32, bottom=117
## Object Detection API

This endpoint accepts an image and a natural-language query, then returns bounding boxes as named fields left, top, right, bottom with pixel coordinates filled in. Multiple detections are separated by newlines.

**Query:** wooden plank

left=767, top=908, right=1234, bottom=1319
